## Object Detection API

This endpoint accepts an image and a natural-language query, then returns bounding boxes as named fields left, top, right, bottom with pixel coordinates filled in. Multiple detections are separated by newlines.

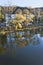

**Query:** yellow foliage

left=0, top=13, right=4, bottom=19
left=15, top=14, right=26, bottom=20
left=0, top=31, right=6, bottom=35
left=15, top=25, right=18, bottom=30
left=15, top=23, right=22, bottom=30
left=18, top=23, right=22, bottom=29
left=18, top=34, right=22, bottom=38
left=29, top=18, right=33, bottom=22
left=12, top=20, right=17, bottom=24
left=2, top=15, right=4, bottom=19
left=9, top=13, right=34, bottom=29
left=29, top=14, right=34, bottom=19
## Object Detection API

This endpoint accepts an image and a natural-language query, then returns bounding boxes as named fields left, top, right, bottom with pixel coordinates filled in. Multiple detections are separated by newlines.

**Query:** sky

left=0, top=0, right=43, bottom=8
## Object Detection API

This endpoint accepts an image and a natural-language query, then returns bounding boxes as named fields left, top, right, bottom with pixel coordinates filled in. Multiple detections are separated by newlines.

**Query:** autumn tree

left=9, top=13, right=26, bottom=30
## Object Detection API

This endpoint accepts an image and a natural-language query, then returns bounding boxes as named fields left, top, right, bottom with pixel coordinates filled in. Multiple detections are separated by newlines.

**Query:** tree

left=15, top=9, right=22, bottom=14
left=9, top=12, right=34, bottom=30
left=23, top=9, right=34, bottom=26
left=23, top=9, right=30, bottom=15
left=0, top=13, right=5, bottom=22
left=9, top=13, right=26, bottom=29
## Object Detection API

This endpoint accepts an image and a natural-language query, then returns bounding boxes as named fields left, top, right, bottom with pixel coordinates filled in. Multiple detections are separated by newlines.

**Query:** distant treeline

left=0, top=6, right=43, bottom=15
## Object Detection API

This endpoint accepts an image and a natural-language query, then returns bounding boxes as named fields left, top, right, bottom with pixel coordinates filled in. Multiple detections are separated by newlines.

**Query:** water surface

left=0, top=30, right=43, bottom=65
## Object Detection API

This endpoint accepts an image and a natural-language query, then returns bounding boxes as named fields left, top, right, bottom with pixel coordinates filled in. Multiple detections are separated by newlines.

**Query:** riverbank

left=0, top=26, right=43, bottom=35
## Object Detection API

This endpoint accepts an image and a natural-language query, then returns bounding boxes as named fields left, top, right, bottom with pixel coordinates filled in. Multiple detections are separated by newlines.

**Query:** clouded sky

left=0, top=0, right=43, bottom=8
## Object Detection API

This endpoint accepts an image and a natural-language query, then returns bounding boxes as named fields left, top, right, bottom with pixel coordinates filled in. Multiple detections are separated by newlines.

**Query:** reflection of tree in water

left=14, top=32, right=40, bottom=47
left=0, top=35, right=7, bottom=45
left=0, top=45, right=16, bottom=56
left=16, top=40, right=28, bottom=48
left=0, top=47, right=7, bottom=55
left=0, top=34, right=7, bottom=55
left=0, top=34, right=16, bottom=56
left=40, top=34, right=43, bottom=37
left=14, top=32, right=29, bottom=48
left=30, top=38, right=33, bottom=43
left=30, top=34, right=40, bottom=45
left=15, top=32, right=22, bottom=38
left=5, top=46, right=16, bottom=57
left=25, top=33, right=40, bottom=45
left=25, top=32, right=31, bottom=38
left=0, top=32, right=41, bottom=55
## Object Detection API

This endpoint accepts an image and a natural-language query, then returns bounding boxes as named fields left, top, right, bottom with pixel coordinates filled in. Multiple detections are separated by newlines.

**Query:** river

left=0, top=30, right=43, bottom=65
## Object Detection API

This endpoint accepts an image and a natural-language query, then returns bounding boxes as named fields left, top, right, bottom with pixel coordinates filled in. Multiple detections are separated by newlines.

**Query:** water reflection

left=0, top=30, right=42, bottom=55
